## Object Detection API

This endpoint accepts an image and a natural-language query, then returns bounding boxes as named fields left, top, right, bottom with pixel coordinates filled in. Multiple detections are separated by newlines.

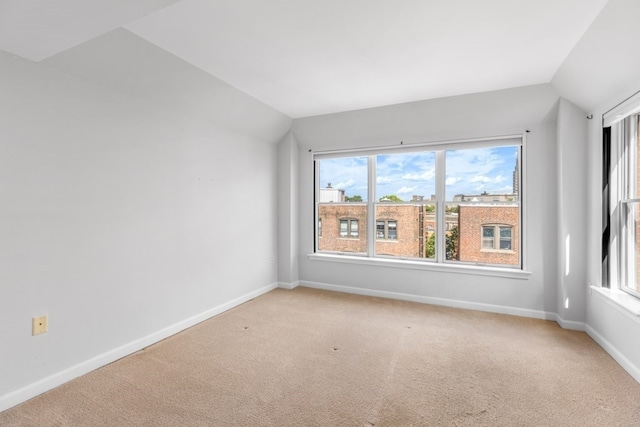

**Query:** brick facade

left=457, top=204, right=519, bottom=265
left=318, top=204, right=368, bottom=254
left=318, top=202, right=520, bottom=266
left=375, top=204, right=425, bottom=257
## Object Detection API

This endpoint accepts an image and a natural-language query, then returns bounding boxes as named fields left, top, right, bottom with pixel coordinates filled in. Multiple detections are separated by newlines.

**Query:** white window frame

left=605, top=93, right=640, bottom=298
left=312, top=134, right=528, bottom=276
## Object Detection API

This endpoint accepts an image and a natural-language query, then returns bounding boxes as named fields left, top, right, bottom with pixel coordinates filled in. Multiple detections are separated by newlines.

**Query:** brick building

left=456, top=204, right=519, bottom=265
left=318, top=202, right=520, bottom=266
left=318, top=204, right=368, bottom=254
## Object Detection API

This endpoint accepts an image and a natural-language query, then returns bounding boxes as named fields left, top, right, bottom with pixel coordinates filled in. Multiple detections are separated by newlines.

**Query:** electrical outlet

left=32, top=315, right=48, bottom=336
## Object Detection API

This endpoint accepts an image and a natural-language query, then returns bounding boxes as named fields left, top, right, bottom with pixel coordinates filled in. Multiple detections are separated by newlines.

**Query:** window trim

left=339, top=218, right=359, bottom=239
left=308, top=252, right=531, bottom=279
left=313, top=133, right=527, bottom=273
left=376, top=219, right=398, bottom=240
left=481, top=224, right=514, bottom=252
left=606, top=108, right=640, bottom=299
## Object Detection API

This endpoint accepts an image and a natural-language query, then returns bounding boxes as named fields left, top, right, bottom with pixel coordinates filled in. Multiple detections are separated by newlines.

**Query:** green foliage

left=425, top=205, right=435, bottom=212
left=425, top=233, right=436, bottom=258
left=425, top=226, right=458, bottom=260
left=345, top=195, right=363, bottom=202
left=446, top=226, right=459, bottom=260
left=379, top=194, right=403, bottom=202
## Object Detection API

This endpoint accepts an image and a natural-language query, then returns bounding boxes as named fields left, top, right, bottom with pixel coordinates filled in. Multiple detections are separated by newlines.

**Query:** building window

left=604, top=92, right=640, bottom=297
left=340, top=219, right=359, bottom=238
left=318, top=218, right=322, bottom=237
left=377, top=220, right=397, bottom=240
left=482, top=226, right=494, bottom=249
left=314, top=135, right=523, bottom=268
left=482, top=225, right=513, bottom=250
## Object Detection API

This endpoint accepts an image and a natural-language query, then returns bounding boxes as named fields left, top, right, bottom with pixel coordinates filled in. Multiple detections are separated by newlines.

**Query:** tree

left=345, top=195, right=362, bottom=202
left=379, top=194, right=403, bottom=202
left=446, top=226, right=459, bottom=260
left=424, top=227, right=458, bottom=260
left=425, top=233, right=436, bottom=258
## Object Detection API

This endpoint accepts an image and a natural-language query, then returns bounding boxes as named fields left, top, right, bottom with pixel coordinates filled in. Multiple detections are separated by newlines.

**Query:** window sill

left=590, top=286, right=640, bottom=317
left=308, top=253, right=531, bottom=279
left=480, top=249, right=515, bottom=254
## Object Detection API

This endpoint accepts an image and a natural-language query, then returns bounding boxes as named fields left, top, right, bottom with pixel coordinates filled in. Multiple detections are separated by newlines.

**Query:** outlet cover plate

left=32, top=315, right=48, bottom=336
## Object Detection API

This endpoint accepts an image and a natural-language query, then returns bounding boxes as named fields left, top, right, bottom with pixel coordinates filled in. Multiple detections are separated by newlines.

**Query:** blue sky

left=318, top=146, right=518, bottom=201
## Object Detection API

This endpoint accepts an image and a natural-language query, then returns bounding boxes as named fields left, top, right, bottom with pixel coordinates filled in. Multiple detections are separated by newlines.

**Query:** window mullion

left=435, top=150, right=446, bottom=263
left=367, top=155, right=376, bottom=257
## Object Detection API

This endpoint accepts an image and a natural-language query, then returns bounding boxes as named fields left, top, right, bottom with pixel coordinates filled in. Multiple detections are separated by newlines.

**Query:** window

left=482, top=225, right=513, bottom=250
left=604, top=92, right=640, bottom=297
left=377, top=220, right=397, bottom=240
left=316, top=156, right=368, bottom=254
left=315, top=136, right=523, bottom=268
left=482, top=226, right=495, bottom=249
left=340, top=219, right=359, bottom=238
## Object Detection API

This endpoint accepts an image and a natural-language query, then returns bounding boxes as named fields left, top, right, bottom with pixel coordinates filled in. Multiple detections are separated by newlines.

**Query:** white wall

left=550, top=0, right=640, bottom=384
left=292, top=84, right=566, bottom=321
left=556, top=99, right=588, bottom=323
left=0, top=40, right=291, bottom=410
left=277, top=132, right=299, bottom=288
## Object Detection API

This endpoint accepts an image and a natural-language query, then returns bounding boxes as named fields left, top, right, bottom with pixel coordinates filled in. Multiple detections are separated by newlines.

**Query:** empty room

left=2, top=0, right=640, bottom=425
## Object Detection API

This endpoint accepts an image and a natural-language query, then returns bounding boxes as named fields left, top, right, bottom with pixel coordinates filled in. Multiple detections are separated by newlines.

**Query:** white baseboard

left=300, top=280, right=558, bottom=322
left=547, top=313, right=586, bottom=331
left=586, top=324, right=640, bottom=384
left=278, top=280, right=300, bottom=290
left=0, top=282, right=277, bottom=413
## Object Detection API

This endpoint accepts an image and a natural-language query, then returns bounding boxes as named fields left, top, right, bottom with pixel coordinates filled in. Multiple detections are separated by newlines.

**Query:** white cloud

left=445, top=177, right=460, bottom=186
left=402, top=169, right=435, bottom=181
left=376, top=176, right=392, bottom=184
left=397, top=186, right=418, bottom=194
left=470, top=175, right=491, bottom=183
left=335, top=179, right=355, bottom=189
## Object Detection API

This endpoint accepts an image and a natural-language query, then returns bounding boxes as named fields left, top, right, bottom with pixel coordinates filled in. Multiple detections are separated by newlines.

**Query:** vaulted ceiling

left=0, top=0, right=626, bottom=118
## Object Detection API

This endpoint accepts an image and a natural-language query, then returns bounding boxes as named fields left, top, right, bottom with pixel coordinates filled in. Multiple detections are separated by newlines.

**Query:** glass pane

left=375, top=204, right=435, bottom=259
left=376, top=152, right=436, bottom=203
left=350, top=220, right=359, bottom=237
left=388, top=221, right=397, bottom=240
left=319, top=157, right=368, bottom=202
left=624, top=203, right=640, bottom=294
left=499, top=226, right=512, bottom=238
left=445, top=146, right=519, bottom=201
left=634, top=203, right=640, bottom=292
left=637, top=115, right=640, bottom=199
left=445, top=145, right=520, bottom=266
left=482, top=226, right=494, bottom=249
left=376, top=221, right=385, bottom=238
left=317, top=157, right=368, bottom=255
left=499, top=238, right=512, bottom=250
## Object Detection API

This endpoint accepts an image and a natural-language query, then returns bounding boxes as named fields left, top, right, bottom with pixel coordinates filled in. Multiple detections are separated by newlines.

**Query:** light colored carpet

left=2, top=287, right=640, bottom=426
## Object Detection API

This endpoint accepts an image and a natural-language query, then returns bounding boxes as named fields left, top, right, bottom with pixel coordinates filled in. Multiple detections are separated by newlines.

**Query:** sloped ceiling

left=0, top=0, right=628, bottom=118
left=0, top=0, right=181, bottom=61
left=551, top=0, right=640, bottom=113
